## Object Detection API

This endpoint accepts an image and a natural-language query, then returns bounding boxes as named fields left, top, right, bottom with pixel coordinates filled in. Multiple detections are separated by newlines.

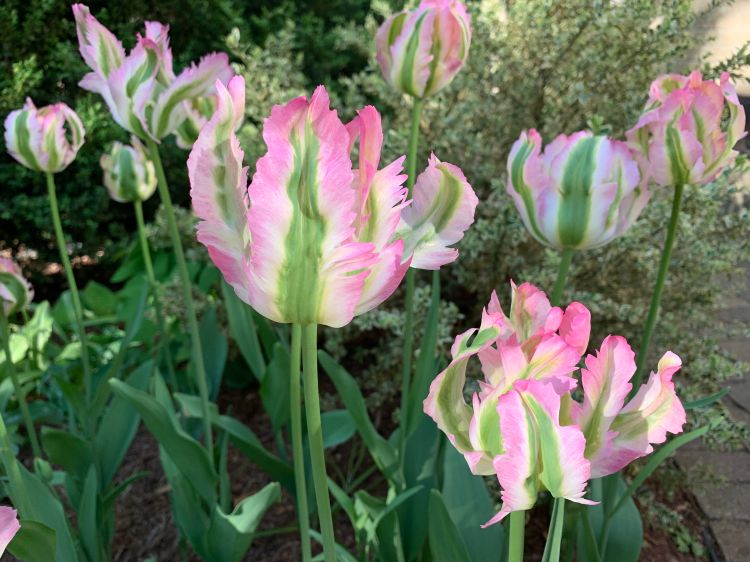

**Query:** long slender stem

left=399, top=98, right=424, bottom=465
left=550, top=248, right=574, bottom=307
left=46, top=172, right=91, bottom=400
left=146, top=140, right=213, bottom=460
left=542, top=498, right=566, bottom=562
left=134, top=200, right=177, bottom=387
left=0, top=314, right=41, bottom=459
left=633, top=183, right=684, bottom=390
left=508, top=510, right=526, bottom=562
left=291, top=324, right=312, bottom=562
left=301, top=324, right=336, bottom=562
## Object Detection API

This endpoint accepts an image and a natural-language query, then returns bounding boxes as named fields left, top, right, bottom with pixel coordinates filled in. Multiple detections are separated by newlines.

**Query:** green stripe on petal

left=509, top=141, right=548, bottom=244
left=13, top=112, right=41, bottom=171
left=557, top=136, right=600, bottom=247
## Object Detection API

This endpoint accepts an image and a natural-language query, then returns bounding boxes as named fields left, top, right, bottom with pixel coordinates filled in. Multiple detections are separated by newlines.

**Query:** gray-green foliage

left=231, top=0, right=750, bottom=446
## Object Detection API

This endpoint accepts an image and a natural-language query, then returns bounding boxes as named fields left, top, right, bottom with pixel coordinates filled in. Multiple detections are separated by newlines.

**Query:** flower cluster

left=424, top=282, right=686, bottom=524
left=187, top=76, right=477, bottom=328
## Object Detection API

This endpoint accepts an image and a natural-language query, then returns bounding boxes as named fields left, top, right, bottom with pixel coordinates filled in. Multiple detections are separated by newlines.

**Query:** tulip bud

left=4, top=99, right=85, bottom=174
left=376, top=0, right=471, bottom=99
left=507, top=129, right=648, bottom=251
left=627, top=71, right=747, bottom=187
left=100, top=138, right=157, bottom=203
left=0, top=258, right=33, bottom=317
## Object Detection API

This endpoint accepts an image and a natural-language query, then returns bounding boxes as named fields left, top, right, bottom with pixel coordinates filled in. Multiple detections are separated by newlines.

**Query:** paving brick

left=692, top=482, right=750, bottom=521
left=675, top=450, right=750, bottom=483
left=710, top=520, right=750, bottom=562
left=719, top=339, right=750, bottom=363
left=728, top=376, right=750, bottom=412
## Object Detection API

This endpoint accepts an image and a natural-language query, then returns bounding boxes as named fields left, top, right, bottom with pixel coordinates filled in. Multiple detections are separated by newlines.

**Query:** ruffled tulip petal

left=188, top=77, right=250, bottom=299
left=607, top=351, right=687, bottom=471
left=246, top=86, right=376, bottom=327
left=0, top=507, right=20, bottom=557
left=72, top=3, right=125, bottom=79
left=397, top=154, right=478, bottom=269
left=151, top=52, right=233, bottom=140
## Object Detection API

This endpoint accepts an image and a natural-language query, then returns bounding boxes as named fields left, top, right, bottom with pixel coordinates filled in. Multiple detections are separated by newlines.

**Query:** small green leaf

left=83, top=281, right=117, bottom=316
left=322, top=409, right=356, bottom=449
left=683, top=388, right=729, bottom=410
left=7, top=520, right=57, bottom=562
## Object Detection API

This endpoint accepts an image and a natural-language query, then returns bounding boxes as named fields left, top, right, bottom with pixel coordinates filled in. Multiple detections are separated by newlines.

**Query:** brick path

left=675, top=275, right=750, bottom=562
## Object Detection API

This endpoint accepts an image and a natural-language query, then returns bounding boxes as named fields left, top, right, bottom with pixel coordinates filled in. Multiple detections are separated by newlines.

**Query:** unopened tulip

left=4, top=99, right=84, bottom=173
left=0, top=507, right=20, bottom=557
left=100, top=138, right=157, bottom=203
left=72, top=4, right=233, bottom=143
left=424, top=282, right=686, bottom=524
left=376, top=0, right=471, bottom=99
left=0, top=258, right=33, bottom=317
left=507, top=129, right=648, bottom=251
left=627, top=71, right=747, bottom=187
left=188, top=76, right=476, bottom=328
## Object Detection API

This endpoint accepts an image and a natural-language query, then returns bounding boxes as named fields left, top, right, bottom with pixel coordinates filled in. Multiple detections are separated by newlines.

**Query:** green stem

left=633, top=183, right=684, bottom=390
left=291, top=324, right=312, bottom=562
left=46, top=172, right=91, bottom=400
left=301, top=324, right=336, bottom=562
left=550, top=248, right=574, bottom=307
left=399, top=98, right=424, bottom=467
left=134, top=200, right=177, bottom=387
left=508, top=510, right=526, bottom=562
left=146, top=139, right=213, bottom=461
left=0, top=314, right=41, bottom=459
left=582, top=508, right=602, bottom=562
left=542, top=498, right=566, bottom=562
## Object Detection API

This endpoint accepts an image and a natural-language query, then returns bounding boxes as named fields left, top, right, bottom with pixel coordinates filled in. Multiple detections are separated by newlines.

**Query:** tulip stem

left=551, top=248, right=574, bottom=307
left=146, top=139, right=214, bottom=463
left=0, top=314, right=42, bottom=459
left=46, top=172, right=91, bottom=402
left=542, top=498, right=566, bottom=562
left=633, top=183, right=684, bottom=391
left=508, top=510, right=526, bottom=562
left=399, top=98, right=424, bottom=466
left=291, top=324, right=312, bottom=562
left=301, top=324, right=337, bottom=562
left=134, top=200, right=177, bottom=388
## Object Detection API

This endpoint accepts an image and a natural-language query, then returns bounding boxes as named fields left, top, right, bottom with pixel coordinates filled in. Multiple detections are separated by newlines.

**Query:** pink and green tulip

left=100, top=138, right=157, bottom=203
left=507, top=129, right=648, bottom=250
left=4, top=99, right=84, bottom=173
left=424, top=282, right=686, bottom=524
left=188, top=76, right=477, bottom=328
left=0, top=258, right=33, bottom=317
left=0, top=507, right=20, bottom=557
left=376, top=0, right=471, bottom=99
left=627, top=71, right=747, bottom=187
left=73, top=3, right=233, bottom=143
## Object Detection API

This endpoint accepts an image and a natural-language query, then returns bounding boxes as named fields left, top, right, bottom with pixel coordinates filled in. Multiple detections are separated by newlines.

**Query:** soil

left=105, top=386, right=722, bottom=562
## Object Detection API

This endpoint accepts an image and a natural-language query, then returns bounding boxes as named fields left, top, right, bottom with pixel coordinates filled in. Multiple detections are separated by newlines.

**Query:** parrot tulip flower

left=4, top=99, right=84, bottom=173
left=627, top=71, right=747, bottom=187
left=0, top=258, right=33, bottom=317
left=100, top=138, right=158, bottom=203
left=423, top=282, right=686, bottom=524
left=188, top=76, right=476, bottom=328
left=376, top=0, right=471, bottom=99
left=0, top=507, right=20, bottom=557
left=72, top=3, right=233, bottom=143
left=507, top=129, right=648, bottom=251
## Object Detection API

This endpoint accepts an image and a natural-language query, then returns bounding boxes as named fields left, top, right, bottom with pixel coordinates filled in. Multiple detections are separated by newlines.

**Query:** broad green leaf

left=222, top=281, right=266, bottom=381
left=318, top=351, right=399, bottom=480
left=95, top=361, right=154, bottom=487
left=77, top=466, right=99, bottom=562
left=204, top=482, right=281, bottom=562
left=109, top=379, right=218, bottom=504
left=322, top=409, right=356, bottom=449
left=259, top=343, right=291, bottom=432
left=7, top=520, right=57, bottom=562
left=442, top=446, right=504, bottom=562
left=41, top=427, right=92, bottom=480
left=406, top=271, right=441, bottom=437
left=20, top=301, right=53, bottom=356
left=310, top=530, right=359, bottom=562
left=428, top=490, right=471, bottom=562
left=199, top=307, right=228, bottom=399
left=83, top=281, right=118, bottom=316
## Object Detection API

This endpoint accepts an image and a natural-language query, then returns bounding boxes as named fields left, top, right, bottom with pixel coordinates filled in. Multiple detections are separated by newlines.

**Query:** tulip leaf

left=441, top=446, right=505, bottom=562
left=222, top=280, right=266, bottom=381
left=318, top=350, right=399, bottom=480
left=7, top=520, right=57, bottom=562
left=322, top=409, right=356, bottom=449
left=83, top=281, right=118, bottom=316
left=259, top=343, right=291, bottom=432
left=41, top=427, right=92, bottom=480
left=428, top=489, right=471, bottom=562
left=109, top=379, right=218, bottom=505
left=198, top=307, right=228, bottom=400
left=77, top=466, right=99, bottom=562
left=683, top=388, right=729, bottom=410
